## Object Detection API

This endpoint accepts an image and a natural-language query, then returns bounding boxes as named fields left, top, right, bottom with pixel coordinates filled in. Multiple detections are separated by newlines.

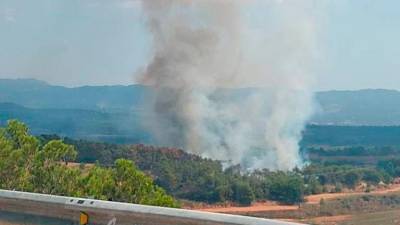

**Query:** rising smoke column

left=138, top=0, right=319, bottom=170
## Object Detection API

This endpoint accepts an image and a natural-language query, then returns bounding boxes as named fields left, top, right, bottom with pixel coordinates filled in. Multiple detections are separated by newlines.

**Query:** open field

left=194, top=184, right=400, bottom=225
left=196, top=184, right=400, bottom=214
left=305, top=184, right=400, bottom=204
left=340, top=209, right=400, bottom=225
left=299, top=209, right=400, bottom=225
left=196, top=202, right=299, bottom=213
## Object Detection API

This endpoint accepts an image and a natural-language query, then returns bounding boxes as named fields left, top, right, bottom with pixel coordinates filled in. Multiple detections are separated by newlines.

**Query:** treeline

left=0, top=120, right=177, bottom=207
left=38, top=136, right=400, bottom=206
left=302, top=125, right=400, bottom=146
left=302, top=164, right=392, bottom=192
left=40, top=137, right=306, bottom=205
left=378, top=159, right=400, bottom=178
left=305, top=145, right=400, bottom=166
left=307, top=146, right=400, bottom=157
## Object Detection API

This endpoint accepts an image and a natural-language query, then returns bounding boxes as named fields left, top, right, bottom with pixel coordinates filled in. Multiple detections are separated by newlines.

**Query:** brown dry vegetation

left=193, top=183, right=400, bottom=225
left=195, top=183, right=400, bottom=213
left=195, top=201, right=299, bottom=213
left=305, top=183, right=400, bottom=204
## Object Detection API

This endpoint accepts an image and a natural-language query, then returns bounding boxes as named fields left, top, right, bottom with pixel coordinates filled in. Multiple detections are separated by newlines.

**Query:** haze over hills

left=314, top=89, right=400, bottom=126
left=0, top=102, right=149, bottom=143
left=0, top=78, right=149, bottom=112
left=1, top=78, right=400, bottom=145
left=2, top=79, right=400, bottom=124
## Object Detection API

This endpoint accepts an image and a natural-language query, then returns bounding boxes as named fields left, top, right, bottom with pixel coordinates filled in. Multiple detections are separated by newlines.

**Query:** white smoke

left=137, top=0, right=319, bottom=170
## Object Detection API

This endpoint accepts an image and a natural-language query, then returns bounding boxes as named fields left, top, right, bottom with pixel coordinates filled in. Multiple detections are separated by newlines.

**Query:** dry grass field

left=193, top=184, right=400, bottom=225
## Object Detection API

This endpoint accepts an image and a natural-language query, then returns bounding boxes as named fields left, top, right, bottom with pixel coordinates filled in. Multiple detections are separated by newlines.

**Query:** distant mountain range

left=314, top=89, right=400, bottom=126
left=0, top=78, right=149, bottom=112
left=1, top=78, right=400, bottom=144
left=0, top=102, right=148, bottom=143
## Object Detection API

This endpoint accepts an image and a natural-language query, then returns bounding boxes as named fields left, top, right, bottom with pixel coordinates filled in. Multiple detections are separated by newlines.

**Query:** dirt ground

left=194, top=183, right=400, bottom=213
left=305, top=183, right=400, bottom=204
left=192, top=183, right=400, bottom=225
left=282, top=215, right=352, bottom=225
left=307, top=215, right=352, bottom=225
left=196, top=202, right=299, bottom=213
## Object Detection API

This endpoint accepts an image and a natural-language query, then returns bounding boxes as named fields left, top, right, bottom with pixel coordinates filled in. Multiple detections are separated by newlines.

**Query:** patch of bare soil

left=195, top=201, right=298, bottom=213
left=65, top=162, right=95, bottom=169
left=281, top=215, right=352, bottom=225
left=309, top=215, right=352, bottom=225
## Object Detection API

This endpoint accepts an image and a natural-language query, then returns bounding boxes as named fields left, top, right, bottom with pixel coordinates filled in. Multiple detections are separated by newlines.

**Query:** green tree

left=362, top=169, right=383, bottom=185
left=232, top=181, right=255, bottom=206
left=112, top=159, right=177, bottom=207
left=0, top=120, right=177, bottom=208
left=42, top=140, right=77, bottom=164
left=84, top=166, right=115, bottom=200
left=268, top=173, right=304, bottom=204
left=334, top=182, right=343, bottom=193
left=0, top=120, right=39, bottom=191
left=343, top=170, right=361, bottom=188
left=305, top=177, right=323, bottom=195
left=216, top=184, right=233, bottom=202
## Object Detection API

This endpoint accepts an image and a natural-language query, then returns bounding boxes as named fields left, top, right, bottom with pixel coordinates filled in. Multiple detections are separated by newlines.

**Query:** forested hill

left=2, top=79, right=400, bottom=125
left=2, top=79, right=400, bottom=145
left=0, top=78, right=149, bottom=112
left=314, top=89, right=400, bottom=126
left=0, top=102, right=148, bottom=143
left=302, top=125, right=400, bottom=146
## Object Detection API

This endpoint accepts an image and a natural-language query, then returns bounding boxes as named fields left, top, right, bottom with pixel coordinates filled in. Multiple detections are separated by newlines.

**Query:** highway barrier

left=0, top=189, right=304, bottom=225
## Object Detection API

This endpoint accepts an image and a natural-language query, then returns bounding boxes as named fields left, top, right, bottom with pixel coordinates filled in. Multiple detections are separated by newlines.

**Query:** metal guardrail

left=0, top=189, right=304, bottom=225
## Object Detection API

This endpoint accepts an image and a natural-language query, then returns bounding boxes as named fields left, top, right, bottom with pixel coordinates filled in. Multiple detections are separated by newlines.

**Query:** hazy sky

left=1, top=0, right=400, bottom=90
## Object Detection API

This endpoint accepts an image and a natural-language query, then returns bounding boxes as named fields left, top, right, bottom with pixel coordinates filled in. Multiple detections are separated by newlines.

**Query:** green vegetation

left=4, top=79, right=400, bottom=147
left=378, top=159, right=400, bottom=177
left=1, top=120, right=399, bottom=208
left=302, top=125, right=400, bottom=147
left=58, top=138, right=308, bottom=206
left=306, top=146, right=400, bottom=166
left=0, top=120, right=177, bottom=207
left=34, top=136, right=398, bottom=207
left=267, top=172, right=304, bottom=204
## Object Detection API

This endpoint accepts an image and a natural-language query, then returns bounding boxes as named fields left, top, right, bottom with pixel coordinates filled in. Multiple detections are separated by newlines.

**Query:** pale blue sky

left=1, top=0, right=400, bottom=91
left=319, top=0, right=400, bottom=91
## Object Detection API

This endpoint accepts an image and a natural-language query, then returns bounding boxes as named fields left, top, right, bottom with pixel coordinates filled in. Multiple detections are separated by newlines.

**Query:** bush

left=343, top=170, right=361, bottom=188
left=0, top=120, right=178, bottom=208
left=232, top=181, right=255, bottom=206
left=305, top=178, right=323, bottom=195
left=362, top=169, right=383, bottom=185
left=268, top=173, right=304, bottom=204
left=334, top=183, right=343, bottom=193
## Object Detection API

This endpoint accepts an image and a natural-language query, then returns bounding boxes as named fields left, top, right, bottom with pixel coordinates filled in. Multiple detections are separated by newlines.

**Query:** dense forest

left=3, top=120, right=400, bottom=207
left=302, top=125, right=400, bottom=146
left=39, top=134, right=400, bottom=206
left=0, top=120, right=177, bottom=207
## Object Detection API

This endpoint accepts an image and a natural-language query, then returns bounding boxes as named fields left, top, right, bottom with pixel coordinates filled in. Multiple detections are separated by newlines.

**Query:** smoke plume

left=138, top=0, right=319, bottom=170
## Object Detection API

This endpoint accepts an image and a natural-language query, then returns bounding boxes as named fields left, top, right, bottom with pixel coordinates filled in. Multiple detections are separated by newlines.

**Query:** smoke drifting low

left=137, top=0, right=318, bottom=170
